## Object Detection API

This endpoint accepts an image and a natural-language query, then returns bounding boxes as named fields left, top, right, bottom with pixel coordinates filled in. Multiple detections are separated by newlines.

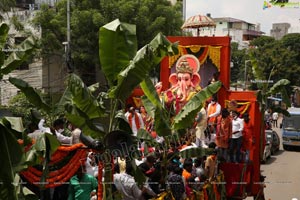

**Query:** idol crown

left=176, top=58, right=193, bottom=74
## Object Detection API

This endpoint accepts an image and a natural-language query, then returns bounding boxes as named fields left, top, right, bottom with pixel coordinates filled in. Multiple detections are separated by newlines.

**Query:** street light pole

left=65, top=0, right=74, bottom=72
left=182, top=0, right=186, bottom=21
left=244, top=60, right=251, bottom=90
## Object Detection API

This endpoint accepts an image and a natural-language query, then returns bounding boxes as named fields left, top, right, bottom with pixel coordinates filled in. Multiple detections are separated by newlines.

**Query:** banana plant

left=0, top=23, right=37, bottom=80
left=8, top=19, right=178, bottom=199
left=140, top=77, right=221, bottom=186
left=6, top=18, right=222, bottom=199
left=0, top=22, right=46, bottom=200
left=0, top=117, right=60, bottom=200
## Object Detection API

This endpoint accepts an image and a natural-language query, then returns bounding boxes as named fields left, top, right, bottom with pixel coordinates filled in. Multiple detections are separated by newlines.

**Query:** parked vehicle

left=271, top=130, right=280, bottom=155
left=262, top=130, right=272, bottom=163
left=281, top=107, right=300, bottom=150
left=267, top=130, right=280, bottom=154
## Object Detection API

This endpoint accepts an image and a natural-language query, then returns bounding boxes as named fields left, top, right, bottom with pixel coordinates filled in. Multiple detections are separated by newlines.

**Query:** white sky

left=185, top=0, right=300, bottom=35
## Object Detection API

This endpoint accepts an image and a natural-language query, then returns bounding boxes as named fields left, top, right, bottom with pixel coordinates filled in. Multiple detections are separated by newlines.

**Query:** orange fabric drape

left=168, top=45, right=222, bottom=70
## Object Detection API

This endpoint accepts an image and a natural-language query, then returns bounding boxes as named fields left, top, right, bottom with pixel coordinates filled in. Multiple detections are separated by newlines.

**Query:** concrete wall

left=0, top=59, right=43, bottom=105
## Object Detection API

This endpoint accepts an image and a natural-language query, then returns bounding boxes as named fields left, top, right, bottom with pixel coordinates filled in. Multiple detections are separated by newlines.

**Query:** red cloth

left=242, top=122, right=253, bottom=150
left=219, top=163, right=253, bottom=198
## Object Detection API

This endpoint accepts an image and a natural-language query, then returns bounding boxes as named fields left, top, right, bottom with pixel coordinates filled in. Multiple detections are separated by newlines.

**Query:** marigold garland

left=21, top=144, right=87, bottom=188
left=49, top=150, right=70, bottom=164
left=57, top=143, right=85, bottom=151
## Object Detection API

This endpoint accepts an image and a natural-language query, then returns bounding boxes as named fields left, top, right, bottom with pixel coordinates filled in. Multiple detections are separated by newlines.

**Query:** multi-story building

left=0, top=1, right=67, bottom=105
left=270, top=23, right=291, bottom=40
left=197, top=16, right=265, bottom=48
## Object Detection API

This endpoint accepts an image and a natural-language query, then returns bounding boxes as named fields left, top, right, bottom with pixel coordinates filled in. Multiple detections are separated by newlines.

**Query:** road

left=248, top=117, right=300, bottom=200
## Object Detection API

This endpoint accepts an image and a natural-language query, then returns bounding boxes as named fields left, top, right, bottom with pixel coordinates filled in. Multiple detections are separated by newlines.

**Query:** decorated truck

left=157, top=36, right=265, bottom=199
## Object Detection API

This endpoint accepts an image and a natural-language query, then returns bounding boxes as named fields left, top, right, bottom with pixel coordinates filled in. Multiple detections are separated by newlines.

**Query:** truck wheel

left=261, top=154, right=266, bottom=164
left=253, top=194, right=265, bottom=200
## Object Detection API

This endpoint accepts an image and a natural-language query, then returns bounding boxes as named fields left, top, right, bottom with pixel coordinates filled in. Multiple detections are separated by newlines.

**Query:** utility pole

left=244, top=60, right=251, bottom=90
left=64, top=0, right=73, bottom=72
left=182, top=0, right=186, bottom=21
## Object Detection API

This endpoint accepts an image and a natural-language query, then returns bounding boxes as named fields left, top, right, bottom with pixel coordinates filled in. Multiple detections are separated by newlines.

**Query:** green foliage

left=173, top=81, right=222, bottom=130
left=0, top=0, right=16, bottom=12
left=32, top=0, right=183, bottom=84
left=99, top=19, right=137, bottom=87
left=0, top=120, right=24, bottom=190
left=249, top=34, right=300, bottom=87
left=249, top=35, right=275, bottom=47
left=7, top=93, right=34, bottom=126
left=9, top=78, right=51, bottom=113
left=230, top=42, right=249, bottom=83
left=0, top=23, right=37, bottom=79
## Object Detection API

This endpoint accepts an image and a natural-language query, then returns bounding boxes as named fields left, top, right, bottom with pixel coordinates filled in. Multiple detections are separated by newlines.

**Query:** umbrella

left=181, top=14, right=216, bottom=36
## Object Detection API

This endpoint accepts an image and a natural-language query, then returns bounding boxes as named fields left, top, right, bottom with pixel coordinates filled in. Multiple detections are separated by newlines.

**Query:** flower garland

left=21, top=144, right=87, bottom=188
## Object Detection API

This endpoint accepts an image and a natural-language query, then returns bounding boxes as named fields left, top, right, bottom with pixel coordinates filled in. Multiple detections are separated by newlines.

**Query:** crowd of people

left=24, top=93, right=256, bottom=200
left=110, top=95, right=255, bottom=200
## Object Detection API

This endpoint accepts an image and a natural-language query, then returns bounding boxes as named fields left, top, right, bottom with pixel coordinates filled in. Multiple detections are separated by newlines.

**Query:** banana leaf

left=66, top=74, right=106, bottom=119
left=173, top=81, right=222, bottom=130
left=99, top=19, right=137, bottom=87
left=114, top=110, right=132, bottom=134
left=4, top=117, right=24, bottom=132
left=0, top=120, right=24, bottom=200
left=178, top=147, right=213, bottom=159
left=140, top=78, right=163, bottom=116
left=137, top=128, right=156, bottom=142
left=0, top=23, right=9, bottom=70
left=9, top=77, right=51, bottom=113
left=108, top=32, right=178, bottom=101
left=0, top=23, right=9, bottom=48
left=64, top=103, right=106, bottom=138
left=140, top=78, right=172, bottom=136
left=1, top=36, right=36, bottom=75
left=267, top=79, right=291, bottom=107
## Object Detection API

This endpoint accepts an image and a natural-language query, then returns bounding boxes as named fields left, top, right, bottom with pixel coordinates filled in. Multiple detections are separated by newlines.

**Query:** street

left=248, top=117, right=300, bottom=200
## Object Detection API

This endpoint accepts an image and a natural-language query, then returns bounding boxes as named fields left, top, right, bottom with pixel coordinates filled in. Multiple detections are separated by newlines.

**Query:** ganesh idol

left=163, top=54, right=201, bottom=113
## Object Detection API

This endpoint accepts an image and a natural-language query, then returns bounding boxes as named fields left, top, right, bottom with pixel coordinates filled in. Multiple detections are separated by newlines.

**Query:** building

left=196, top=16, right=265, bottom=49
left=270, top=23, right=291, bottom=40
left=0, top=1, right=68, bottom=105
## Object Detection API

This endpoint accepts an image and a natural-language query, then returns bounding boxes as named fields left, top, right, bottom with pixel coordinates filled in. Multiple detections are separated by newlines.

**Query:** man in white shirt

left=125, top=107, right=144, bottom=136
left=114, top=158, right=155, bottom=200
left=38, top=118, right=72, bottom=144
left=27, top=123, right=42, bottom=140
left=229, top=111, right=244, bottom=163
left=272, top=112, right=279, bottom=128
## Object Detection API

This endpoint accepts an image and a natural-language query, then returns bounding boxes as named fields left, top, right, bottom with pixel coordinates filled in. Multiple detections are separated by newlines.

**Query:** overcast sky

left=185, top=0, right=300, bottom=35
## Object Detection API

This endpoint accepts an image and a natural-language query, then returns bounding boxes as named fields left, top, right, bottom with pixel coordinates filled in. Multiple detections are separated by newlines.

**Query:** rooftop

left=213, top=17, right=255, bottom=25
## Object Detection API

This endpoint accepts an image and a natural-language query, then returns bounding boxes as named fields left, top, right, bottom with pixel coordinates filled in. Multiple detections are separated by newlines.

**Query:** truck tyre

left=253, top=194, right=265, bottom=200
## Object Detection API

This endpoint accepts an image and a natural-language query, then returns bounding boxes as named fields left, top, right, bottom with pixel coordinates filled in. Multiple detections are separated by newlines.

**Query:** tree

left=230, top=42, right=248, bottom=84
left=249, top=34, right=300, bottom=87
left=278, top=33, right=300, bottom=86
left=7, top=93, right=34, bottom=126
left=32, top=0, right=183, bottom=85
